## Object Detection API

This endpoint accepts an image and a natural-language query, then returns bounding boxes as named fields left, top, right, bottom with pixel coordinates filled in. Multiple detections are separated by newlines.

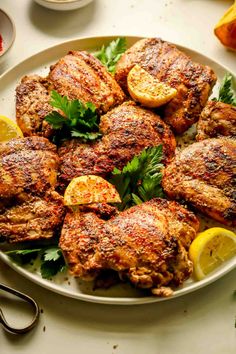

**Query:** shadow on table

left=28, top=1, right=96, bottom=38
left=1, top=258, right=236, bottom=339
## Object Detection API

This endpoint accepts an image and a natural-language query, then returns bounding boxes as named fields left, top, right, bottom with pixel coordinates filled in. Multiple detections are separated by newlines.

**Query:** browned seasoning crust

left=115, top=38, right=217, bottom=134
left=60, top=198, right=199, bottom=292
left=0, top=137, right=65, bottom=243
left=16, top=75, right=54, bottom=138
left=16, top=51, right=126, bottom=138
left=0, top=137, right=59, bottom=199
left=6, top=38, right=234, bottom=293
left=0, top=191, right=65, bottom=243
left=48, top=50, right=126, bottom=115
left=162, top=138, right=236, bottom=226
left=0, top=135, right=57, bottom=156
left=58, top=101, right=176, bottom=188
left=196, top=100, right=236, bottom=140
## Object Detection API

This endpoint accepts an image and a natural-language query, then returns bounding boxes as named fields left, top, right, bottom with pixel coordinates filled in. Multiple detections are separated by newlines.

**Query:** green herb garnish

left=6, top=249, right=41, bottom=265
left=6, top=247, right=67, bottom=279
left=45, top=90, right=102, bottom=144
left=94, top=37, right=126, bottom=74
left=40, top=247, right=66, bottom=279
left=213, top=73, right=236, bottom=106
left=110, top=145, right=164, bottom=210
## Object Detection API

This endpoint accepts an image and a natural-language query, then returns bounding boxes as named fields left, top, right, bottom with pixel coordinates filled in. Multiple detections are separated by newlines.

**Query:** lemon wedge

left=64, top=175, right=121, bottom=206
left=189, top=227, right=236, bottom=280
left=127, top=64, right=177, bottom=108
left=0, top=115, right=23, bottom=142
left=214, top=3, right=236, bottom=50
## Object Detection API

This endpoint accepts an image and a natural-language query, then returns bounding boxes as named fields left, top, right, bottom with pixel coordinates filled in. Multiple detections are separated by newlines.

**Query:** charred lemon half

left=127, top=64, right=177, bottom=108
left=64, top=175, right=121, bottom=206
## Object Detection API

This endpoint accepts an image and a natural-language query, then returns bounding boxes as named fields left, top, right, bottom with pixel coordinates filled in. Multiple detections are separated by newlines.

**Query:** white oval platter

left=0, top=36, right=235, bottom=305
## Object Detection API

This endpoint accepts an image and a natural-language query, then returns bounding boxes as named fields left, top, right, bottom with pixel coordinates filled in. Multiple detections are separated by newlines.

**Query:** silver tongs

left=0, top=283, right=39, bottom=334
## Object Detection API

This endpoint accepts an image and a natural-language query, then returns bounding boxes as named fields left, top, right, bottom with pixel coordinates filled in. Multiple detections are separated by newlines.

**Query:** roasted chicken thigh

left=60, top=199, right=199, bottom=293
left=16, top=51, right=126, bottom=137
left=0, top=137, right=65, bottom=243
left=196, top=100, right=236, bottom=140
left=49, top=50, right=125, bottom=115
left=16, top=75, right=54, bottom=138
left=115, top=38, right=216, bottom=133
left=58, top=101, right=176, bottom=188
left=162, top=138, right=236, bottom=225
left=0, top=191, right=64, bottom=243
left=0, top=137, right=59, bottom=199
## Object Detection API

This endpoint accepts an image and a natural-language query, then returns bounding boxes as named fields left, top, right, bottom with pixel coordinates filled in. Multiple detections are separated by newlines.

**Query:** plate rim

left=0, top=34, right=236, bottom=80
left=0, top=251, right=235, bottom=305
left=0, top=35, right=235, bottom=305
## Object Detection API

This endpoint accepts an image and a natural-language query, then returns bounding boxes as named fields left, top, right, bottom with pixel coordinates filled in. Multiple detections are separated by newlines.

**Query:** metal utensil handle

left=0, top=283, right=40, bottom=334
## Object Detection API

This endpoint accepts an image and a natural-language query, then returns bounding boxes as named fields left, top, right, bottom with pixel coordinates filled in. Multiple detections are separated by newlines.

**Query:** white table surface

left=0, top=0, right=235, bottom=353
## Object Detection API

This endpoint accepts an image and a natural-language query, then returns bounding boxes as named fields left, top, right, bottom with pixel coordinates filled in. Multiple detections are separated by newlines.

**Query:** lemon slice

left=189, top=227, right=236, bottom=280
left=64, top=175, right=121, bottom=206
left=127, top=64, right=177, bottom=108
left=0, top=115, right=23, bottom=142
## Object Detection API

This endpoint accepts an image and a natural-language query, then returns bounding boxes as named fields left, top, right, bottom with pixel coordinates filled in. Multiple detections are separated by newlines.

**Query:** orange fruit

left=214, top=3, right=236, bottom=50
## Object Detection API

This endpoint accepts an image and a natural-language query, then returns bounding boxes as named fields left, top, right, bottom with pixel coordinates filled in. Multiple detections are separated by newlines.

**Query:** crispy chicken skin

left=115, top=38, right=217, bottom=134
left=162, top=138, right=236, bottom=226
left=16, top=51, right=125, bottom=137
left=48, top=50, right=125, bottom=114
left=0, top=135, right=56, bottom=156
left=58, top=102, right=176, bottom=188
left=0, top=137, right=59, bottom=198
left=196, top=101, right=236, bottom=140
left=98, top=101, right=176, bottom=165
left=60, top=199, right=199, bottom=293
left=0, top=137, right=65, bottom=243
left=0, top=191, right=65, bottom=243
left=16, top=75, right=54, bottom=138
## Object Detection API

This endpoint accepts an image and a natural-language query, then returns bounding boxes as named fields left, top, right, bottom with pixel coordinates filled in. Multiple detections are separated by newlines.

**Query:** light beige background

left=0, top=1, right=236, bottom=353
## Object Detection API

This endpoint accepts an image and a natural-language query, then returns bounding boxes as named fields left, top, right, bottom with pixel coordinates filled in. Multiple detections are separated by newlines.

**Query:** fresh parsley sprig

left=6, top=247, right=67, bottom=279
left=94, top=37, right=127, bottom=74
left=213, top=73, right=236, bottom=106
left=45, top=90, right=102, bottom=144
left=110, top=145, right=164, bottom=210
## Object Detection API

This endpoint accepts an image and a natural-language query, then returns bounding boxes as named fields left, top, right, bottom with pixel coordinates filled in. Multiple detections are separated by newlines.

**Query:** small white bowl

left=34, top=0, right=94, bottom=11
left=0, top=9, right=16, bottom=64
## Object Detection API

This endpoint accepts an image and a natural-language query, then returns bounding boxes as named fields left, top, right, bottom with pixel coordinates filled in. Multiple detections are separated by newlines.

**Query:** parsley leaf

left=110, top=145, right=164, bottom=210
left=94, top=37, right=127, bottom=74
left=40, top=248, right=66, bottom=279
left=6, top=249, right=41, bottom=265
left=6, top=246, right=67, bottom=279
left=43, top=247, right=62, bottom=262
left=45, top=90, right=102, bottom=144
left=213, top=73, right=236, bottom=106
